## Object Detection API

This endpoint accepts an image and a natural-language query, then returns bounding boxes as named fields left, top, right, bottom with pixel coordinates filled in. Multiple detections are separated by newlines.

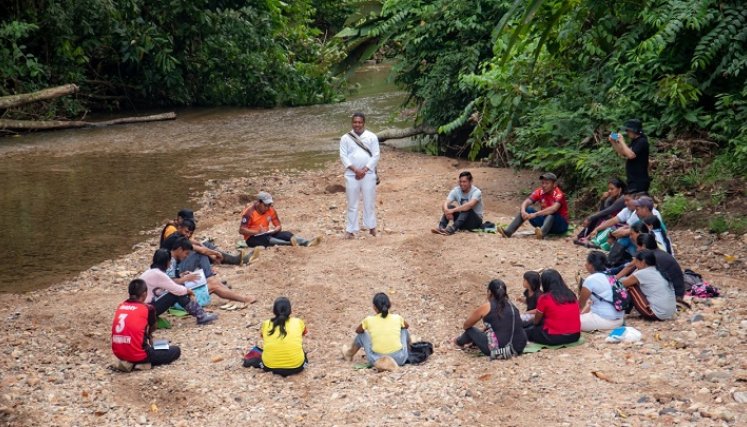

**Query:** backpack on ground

left=684, top=269, right=720, bottom=298
left=406, top=341, right=433, bottom=365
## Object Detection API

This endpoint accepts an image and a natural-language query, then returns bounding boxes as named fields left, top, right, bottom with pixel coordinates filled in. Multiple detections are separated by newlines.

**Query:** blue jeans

left=526, top=207, right=569, bottom=235
left=354, top=329, right=410, bottom=366
left=616, top=236, right=637, bottom=256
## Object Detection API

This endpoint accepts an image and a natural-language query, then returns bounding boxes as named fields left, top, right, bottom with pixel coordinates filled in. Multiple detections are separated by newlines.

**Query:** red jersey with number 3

left=530, top=186, right=569, bottom=220
left=111, top=300, right=152, bottom=362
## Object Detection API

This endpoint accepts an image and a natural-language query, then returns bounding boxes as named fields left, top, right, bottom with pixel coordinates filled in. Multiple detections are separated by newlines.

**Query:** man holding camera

left=609, top=119, right=650, bottom=193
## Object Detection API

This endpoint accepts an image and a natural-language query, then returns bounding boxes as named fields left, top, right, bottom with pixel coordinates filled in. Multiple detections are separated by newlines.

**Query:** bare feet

left=243, top=295, right=257, bottom=304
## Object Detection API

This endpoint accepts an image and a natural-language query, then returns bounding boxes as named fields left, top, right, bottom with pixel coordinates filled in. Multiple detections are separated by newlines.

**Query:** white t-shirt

left=340, top=130, right=380, bottom=176
left=632, top=267, right=676, bottom=320
left=617, top=208, right=664, bottom=226
left=447, top=185, right=483, bottom=218
left=583, top=273, right=624, bottom=320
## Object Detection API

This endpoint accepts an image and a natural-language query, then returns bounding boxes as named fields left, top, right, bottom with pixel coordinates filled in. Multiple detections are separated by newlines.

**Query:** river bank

left=1, top=148, right=746, bottom=426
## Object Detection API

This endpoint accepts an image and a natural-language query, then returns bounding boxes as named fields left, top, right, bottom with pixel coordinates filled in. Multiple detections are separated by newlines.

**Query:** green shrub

left=660, top=193, right=699, bottom=225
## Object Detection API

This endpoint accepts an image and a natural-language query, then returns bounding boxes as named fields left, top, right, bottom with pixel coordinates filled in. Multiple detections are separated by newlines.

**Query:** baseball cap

left=257, top=191, right=273, bottom=205
left=622, top=119, right=643, bottom=134
left=177, top=208, right=195, bottom=221
left=539, top=172, right=557, bottom=181
left=633, top=196, right=654, bottom=210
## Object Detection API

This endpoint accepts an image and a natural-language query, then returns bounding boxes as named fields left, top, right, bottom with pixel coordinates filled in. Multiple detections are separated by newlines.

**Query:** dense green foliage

left=0, top=0, right=340, bottom=116
left=338, top=0, right=747, bottom=189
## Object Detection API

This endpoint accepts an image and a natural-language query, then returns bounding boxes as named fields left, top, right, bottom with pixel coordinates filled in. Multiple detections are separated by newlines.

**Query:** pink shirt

left=139, top=268, right=188, bottom=303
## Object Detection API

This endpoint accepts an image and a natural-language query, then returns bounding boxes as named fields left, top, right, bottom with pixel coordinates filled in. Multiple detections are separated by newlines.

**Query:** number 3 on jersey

left=115, top=313, right=128, bottom=333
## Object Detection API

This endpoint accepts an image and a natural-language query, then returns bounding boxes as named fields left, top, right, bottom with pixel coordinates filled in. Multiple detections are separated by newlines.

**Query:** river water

left=0, top=65, right=406, bottom=293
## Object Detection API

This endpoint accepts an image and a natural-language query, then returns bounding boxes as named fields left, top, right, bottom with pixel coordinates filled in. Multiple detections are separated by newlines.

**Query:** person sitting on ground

left=140, top=249, right=218, bottom=325
left=239, top=191, right=321, bottom=248
left=498, top=173, right=569, bottom=240
left=608, top=119, right=650, bottom=193
left=111, top=279, right=181, bottom=371
left=589, top=193, right=663, bottom=255
left=578, top=251, right=625, bottom=332
left=343, top=293, right=410, bottom=370
left=170, top=237, right=256, bottom=304
left=160, top=208, right=195, bottom=246
left=162, top=218, right=258, bottom=266
left=524, top=269, right=581, bottom=345
left=575, top=178, right=627, bottom=243
left=617, top=234, right=688, bottom=308
left=432, top=171, right=484, bottom=235
left=642, top=215, right=673, bottom=255
left=253, top=297, right=308, bottom=377
left=454, top=279, right=527, bottom=357
left=520, top=271, right=542, bottom=324
left=620, top=250, right=676, bottom=321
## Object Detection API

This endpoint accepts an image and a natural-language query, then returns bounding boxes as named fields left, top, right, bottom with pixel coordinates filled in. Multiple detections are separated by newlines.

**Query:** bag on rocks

left=242, top=345, right=263, bottom=369
left=684, top=269, right=720, bottom=298
left=605, top=326, right=642, bottom=343
left=406, top=341, right=434, bottom=365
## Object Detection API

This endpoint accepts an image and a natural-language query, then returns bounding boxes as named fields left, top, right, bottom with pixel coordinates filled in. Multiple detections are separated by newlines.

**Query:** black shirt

left=484, top=300, right=527, bottom=353
left=626, top=134, right=650, bottom=192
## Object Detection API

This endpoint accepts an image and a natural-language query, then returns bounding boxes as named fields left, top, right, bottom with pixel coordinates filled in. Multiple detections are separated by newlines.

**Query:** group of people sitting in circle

left=110, top=192, right=322, bottom=373
left=111, top=117, right=686, bottom=375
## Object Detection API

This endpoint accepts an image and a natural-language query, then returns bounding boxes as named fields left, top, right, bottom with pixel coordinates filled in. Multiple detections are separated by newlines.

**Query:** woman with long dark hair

left=258, top=297, right=308, bottom=376
left=524, top=269, right=581, bottom=345
left=140, top=249, right=218, bottom=325
left=578, top=251, right=625, bottom=331
left=642, top=215, right=673, bottom=255
left=454, top=279, right=527, bottom=357
left=343, top=293, right=410, bottom=370
left=620, top=250, right=676, bottom=320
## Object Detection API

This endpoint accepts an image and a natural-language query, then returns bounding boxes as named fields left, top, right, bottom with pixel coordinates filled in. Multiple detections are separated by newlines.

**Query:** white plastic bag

left=605, top=326, right=642, bottom=343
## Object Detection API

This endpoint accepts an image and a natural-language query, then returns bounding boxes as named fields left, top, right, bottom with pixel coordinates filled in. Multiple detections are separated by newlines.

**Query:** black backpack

left=406, top=341, right=433, bottom=365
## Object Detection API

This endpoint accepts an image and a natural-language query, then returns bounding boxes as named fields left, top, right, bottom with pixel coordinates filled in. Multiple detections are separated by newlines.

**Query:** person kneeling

left=342, top=293, right=410, bottom=371
left=454, top=279, right=527, bottom=358
left=111, top=279, right=181, bottom=372
left=432, top=171, right=484, bottom=235
left=239, top=191, right=321, bottom=248
left=498, top=173, right=569, bottom=240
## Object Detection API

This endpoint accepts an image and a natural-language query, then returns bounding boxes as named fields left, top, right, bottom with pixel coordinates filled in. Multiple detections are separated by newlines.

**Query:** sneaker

left=290, top=236, right=299, bottom=247
left=444, top=226, right=456, bottom=235
left=534, top=227, right=544, bottom=240
left=497, top=228, right=509, bottom=238
left=306, top=237, right=322, bottom=247
left=112, top=358, right=134, bottom=373
left=197, top=312, right=218, bottom=325
left=373, top=356, right=398, bottom=372
left=341, top=344, right=353, bottom=361
left=344, top=232, right=355, bottom=240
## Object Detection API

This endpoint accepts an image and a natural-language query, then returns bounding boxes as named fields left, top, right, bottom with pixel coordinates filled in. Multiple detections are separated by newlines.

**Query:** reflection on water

left=0, top=64, right=405, bottom=292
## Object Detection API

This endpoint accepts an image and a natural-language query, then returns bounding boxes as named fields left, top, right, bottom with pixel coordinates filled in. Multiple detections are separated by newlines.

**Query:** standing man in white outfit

left=340, top=112, right=380, bottom=239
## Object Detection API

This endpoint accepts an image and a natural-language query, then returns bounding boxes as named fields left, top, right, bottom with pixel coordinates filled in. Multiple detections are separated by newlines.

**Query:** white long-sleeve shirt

left=340, top=129, right=380, bottom=176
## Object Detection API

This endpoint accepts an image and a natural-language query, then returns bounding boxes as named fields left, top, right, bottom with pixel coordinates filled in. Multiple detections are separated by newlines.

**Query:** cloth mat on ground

left=156, top=317, right=172, bottom=329
left=353, top=363, right=371, bottom=370
left=167, top=308, right=188, bottom=317
left=523, top=336, right=585, bottom=353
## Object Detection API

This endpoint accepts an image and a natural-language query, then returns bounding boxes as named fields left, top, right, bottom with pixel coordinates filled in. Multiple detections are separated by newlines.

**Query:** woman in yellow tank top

left=342, top=293, right=410, bottom=370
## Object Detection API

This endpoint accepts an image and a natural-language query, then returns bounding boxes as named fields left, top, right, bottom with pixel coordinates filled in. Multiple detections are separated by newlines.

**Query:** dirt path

left=1, top=149, right=746, bottom=426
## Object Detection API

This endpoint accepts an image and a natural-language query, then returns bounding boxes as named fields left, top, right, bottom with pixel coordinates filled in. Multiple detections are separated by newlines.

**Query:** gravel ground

left=1, top=149, right=746, bottom=426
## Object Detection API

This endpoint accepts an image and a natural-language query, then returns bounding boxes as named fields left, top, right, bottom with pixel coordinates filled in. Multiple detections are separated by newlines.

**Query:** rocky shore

left=1, top=148, right=745, bottom=426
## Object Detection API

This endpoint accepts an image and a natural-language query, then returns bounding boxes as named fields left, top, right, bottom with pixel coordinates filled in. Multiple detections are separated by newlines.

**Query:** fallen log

left=0, top=112, right=176, bottom=130
left=0, top=84, right=79, bottom=109
left=376, top=125, right=437, bottom=142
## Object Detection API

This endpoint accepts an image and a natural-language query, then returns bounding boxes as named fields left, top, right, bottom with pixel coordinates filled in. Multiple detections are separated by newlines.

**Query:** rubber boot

left=184, top=299, right=218, bottom=325
left=502, top=212, right=524, bottom=237
left=220, top=251, right=241, bottom=265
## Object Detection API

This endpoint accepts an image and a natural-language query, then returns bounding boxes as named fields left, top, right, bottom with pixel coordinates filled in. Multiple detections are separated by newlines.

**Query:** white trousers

left=345, top=173, right=377, bottom=233
left=580, top=311, right=624, bottom=332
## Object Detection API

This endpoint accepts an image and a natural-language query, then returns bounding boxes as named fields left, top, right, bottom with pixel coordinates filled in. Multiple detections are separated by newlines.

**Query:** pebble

left=689, top=314, right=704, bottom=323
left=733, top=391, right=747, bottom=404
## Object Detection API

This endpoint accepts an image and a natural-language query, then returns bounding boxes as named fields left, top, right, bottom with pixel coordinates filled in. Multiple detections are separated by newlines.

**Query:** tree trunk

left=0, top=84, right=79, bottom=109
left=0, top=112, right=176, bottom=130
left=377, top=125, right=437, bottom=142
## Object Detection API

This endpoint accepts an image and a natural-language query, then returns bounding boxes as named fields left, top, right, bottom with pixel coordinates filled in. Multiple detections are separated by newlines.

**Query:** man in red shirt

left=111, top=279, right=181, bottom=371
left=498, top=172, right=569, bottom=240
left=239, top=191, right=321, bottom=248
